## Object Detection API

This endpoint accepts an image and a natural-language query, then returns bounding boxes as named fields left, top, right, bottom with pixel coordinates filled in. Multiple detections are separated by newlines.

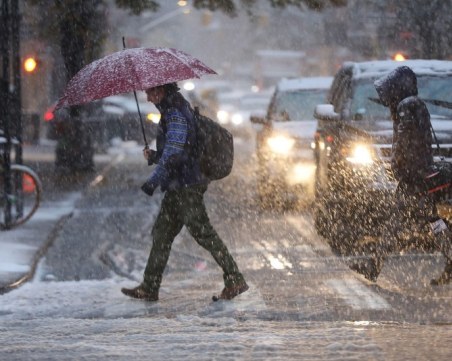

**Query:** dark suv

left=313, top=60, right=452, bottom=248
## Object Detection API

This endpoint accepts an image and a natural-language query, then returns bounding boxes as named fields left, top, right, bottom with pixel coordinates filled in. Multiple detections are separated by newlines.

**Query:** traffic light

left=23, top=56, right=38, bottom=73
left=201, top=10, right=212, bottom=26
left=392, top=52, right=408, bottom=61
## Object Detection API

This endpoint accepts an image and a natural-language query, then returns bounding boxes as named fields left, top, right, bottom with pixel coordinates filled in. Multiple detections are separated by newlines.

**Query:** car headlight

left=267, top=135, right=295, bottom=155
left=217, top=110, right=229, bottom=124
left=231, top=113, right=243, bottom=126
left=147, top=112, right=161, bottom=124
left=345, top=143, right=374, bottom=165
left=183, top=81, right=195, bottom=91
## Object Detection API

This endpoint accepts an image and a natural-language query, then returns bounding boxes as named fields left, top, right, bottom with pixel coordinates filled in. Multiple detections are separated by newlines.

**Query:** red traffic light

left=392, top=52, right=407, bottom=61
left=23, top=57, right=38, bottom=73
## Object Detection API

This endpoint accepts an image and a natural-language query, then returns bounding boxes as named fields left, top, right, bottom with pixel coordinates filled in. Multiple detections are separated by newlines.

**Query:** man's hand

left=141, top=180, right=156, bottom=197
left=143, top=148, right=153, bottom=160
left=143, top=148, right=158, bottom=165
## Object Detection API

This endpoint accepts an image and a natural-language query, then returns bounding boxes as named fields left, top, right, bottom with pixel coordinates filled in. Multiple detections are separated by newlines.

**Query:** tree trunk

left=54, top=0, right=97, bottom=174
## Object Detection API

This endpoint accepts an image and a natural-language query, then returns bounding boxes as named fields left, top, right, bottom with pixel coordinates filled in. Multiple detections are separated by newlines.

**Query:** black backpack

left=193, top=107, right=234, bottom=180
left=424, top=125, right=452, bottom=202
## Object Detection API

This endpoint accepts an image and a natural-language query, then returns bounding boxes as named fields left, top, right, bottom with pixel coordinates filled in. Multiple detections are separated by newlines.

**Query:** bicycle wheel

left=0, top=164, right=42, bottom=229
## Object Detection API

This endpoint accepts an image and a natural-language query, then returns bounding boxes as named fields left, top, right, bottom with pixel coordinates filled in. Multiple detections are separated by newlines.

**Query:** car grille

left=375, top=144, right=392, bottom=160
left=375, top=143, right=452, bottom=163
left=294, top=138, right=313, bottom=149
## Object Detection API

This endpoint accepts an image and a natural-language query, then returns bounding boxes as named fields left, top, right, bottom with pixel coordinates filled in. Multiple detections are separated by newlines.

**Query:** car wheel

left=315, top=191, right=365, bottom=252
left=256, top=152, right=275, bottom=209
left=314, top=205, right=330, bottom=238
left=257, top=177, right=275, bottom=209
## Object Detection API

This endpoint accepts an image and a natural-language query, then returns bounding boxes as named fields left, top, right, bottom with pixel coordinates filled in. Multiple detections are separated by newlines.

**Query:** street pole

left=11, top=0, right=22, bottom=165
left=0, top=0, right=12, bottom=227
left=11, top=0, right=24, bottom=218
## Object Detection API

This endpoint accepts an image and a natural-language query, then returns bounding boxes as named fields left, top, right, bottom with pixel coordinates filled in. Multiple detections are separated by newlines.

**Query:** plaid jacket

left=146, top=99, right=207, bottom=191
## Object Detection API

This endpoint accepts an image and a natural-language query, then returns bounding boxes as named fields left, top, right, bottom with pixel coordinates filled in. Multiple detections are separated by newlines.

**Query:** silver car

left=251, top=76, right=333, bottom=208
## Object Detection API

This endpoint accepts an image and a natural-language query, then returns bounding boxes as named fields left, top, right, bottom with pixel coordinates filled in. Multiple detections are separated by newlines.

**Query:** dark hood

left=374, top=66, right=418, bottom=108
left=156, top=90, right=193, bottom=121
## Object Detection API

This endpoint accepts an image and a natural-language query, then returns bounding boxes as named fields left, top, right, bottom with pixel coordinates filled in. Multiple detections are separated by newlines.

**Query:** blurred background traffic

left=0, top=0, right=452, bottom=179
left=15, top=0, right=450, bottom=148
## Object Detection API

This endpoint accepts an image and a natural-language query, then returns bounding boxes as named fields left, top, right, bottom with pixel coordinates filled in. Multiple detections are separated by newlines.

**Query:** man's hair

left=163, top=82, right=180, bottom=94
left=146, top=82, right=179, bottom=94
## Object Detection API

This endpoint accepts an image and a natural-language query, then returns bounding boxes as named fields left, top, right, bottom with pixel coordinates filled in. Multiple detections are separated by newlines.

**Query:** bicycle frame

left=0, top=134, right=41, bottom=229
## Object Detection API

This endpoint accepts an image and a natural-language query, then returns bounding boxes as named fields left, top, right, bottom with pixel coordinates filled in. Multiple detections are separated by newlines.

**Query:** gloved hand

left=141, top=181, right=156, bottom=196
left=143, top=148, right=158, bottom=165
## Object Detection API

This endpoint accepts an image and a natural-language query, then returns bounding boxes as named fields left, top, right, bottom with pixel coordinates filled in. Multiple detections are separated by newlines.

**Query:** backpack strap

left=430, top=123, right=444, bottom=160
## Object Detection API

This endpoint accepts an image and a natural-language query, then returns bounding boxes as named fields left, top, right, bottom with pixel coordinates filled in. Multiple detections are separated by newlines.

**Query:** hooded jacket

left=145, top=89, right=208, bottom=192
left=374, top=66, right=433, bottom=185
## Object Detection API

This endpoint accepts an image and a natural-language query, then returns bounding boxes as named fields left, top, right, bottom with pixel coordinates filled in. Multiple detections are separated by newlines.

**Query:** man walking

left=350, top=66, right=452, bottom=285
left=121, top=83, right=248, bottom=301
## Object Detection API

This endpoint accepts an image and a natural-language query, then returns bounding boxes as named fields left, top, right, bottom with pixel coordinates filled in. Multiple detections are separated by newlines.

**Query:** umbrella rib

left=163, top=48, right=199, bottom=79
left=124, top=51, right=142, bottom=89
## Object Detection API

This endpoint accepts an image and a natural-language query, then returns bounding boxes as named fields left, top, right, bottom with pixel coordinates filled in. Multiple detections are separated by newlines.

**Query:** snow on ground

left=0, top=274, right=450, bottom=361
left=0, top=276, right=383, bottom=360
left=1, top=140, right=451, bottom=360
left=0, top=192, right=81, bottom=282
left=0, top=242, right=34, bottom=273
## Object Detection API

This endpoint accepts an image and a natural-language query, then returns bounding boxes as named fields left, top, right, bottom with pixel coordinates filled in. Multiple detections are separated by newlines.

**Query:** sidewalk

left=0, top=142, right=116, bottom=294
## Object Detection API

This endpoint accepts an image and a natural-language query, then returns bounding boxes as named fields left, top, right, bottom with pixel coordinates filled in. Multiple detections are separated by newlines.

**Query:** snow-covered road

left=0, top=139, right=450, bottom=360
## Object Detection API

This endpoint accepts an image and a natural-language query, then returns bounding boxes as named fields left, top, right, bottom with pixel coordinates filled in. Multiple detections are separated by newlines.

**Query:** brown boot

left=349, top=256, right=381, bottom=282
left=121, top=284, right=159, bottom=301
left=430, top=262, right=452, bottom=286
left=213, top=281, right=249, bottom=301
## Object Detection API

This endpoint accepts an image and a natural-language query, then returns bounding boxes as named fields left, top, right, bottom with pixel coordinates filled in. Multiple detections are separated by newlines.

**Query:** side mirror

left=250, top=115, right=267, bottom=125
left=275, top=110, right=290, bottom=122
left=353, top=108, right=366, bottom=121
left=314, top=104, right=339, bottom=121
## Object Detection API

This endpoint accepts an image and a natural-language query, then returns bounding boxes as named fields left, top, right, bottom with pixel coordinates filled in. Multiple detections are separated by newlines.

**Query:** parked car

left=182, top=79, right=240, bottom=121
left=44, top=94, right=159, bottom=152
left=102, top=94, right=160, bottom=143
left=251, top=76, right=333, bottom=208
left=182, top=79, right=266, bottom=139
left=313, top=59, right=452, bottom=248
left=216, top=89, right=272, bottom=140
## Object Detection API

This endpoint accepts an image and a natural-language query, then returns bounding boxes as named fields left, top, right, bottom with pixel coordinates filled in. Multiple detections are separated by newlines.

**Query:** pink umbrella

left=55, top=47, right=217, bottom=109
left=55, top=46, right=216, bottom=147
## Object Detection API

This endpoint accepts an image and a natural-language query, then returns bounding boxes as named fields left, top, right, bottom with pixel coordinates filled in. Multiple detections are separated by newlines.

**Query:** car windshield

left=351, top=75, right=452, bottom=121
left=240, top=97, right=270, bottom=112
left=272, top=89, right=329, bottom=121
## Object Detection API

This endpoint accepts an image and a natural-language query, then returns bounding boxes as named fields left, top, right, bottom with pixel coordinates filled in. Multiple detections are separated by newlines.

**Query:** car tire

left=314, top=205, right=330, bottom=238
left=257, top=177, right=275, bottom=209
left=315, top=191, right=365, bottom=252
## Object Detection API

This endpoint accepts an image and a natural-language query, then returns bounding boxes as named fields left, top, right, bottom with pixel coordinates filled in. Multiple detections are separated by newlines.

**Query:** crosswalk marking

left=326, top=278, right=391, bottom=310
left=286, top=216, right=332, bottom=253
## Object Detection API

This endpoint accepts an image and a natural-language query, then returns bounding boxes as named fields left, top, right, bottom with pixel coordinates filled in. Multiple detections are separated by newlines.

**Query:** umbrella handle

left=123, top=37, right=149, bottom=148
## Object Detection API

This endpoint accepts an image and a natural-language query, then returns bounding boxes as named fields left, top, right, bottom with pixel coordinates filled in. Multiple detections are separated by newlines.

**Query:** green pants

left=143, top=185, right=244, bottom=291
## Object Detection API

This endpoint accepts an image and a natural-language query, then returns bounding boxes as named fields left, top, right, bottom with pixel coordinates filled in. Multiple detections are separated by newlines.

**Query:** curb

left=0, top=153, right=124, bottom=295
left=0, top=213, right=73, bottom=295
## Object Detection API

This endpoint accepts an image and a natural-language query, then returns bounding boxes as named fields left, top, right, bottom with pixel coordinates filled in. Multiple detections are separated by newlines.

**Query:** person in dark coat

left=351, top=66, right=452, bottom=285
left=121, top=83, right=248, bottom=301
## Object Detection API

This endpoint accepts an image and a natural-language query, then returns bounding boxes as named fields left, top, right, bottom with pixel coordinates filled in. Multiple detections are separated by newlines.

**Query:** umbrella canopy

left=56, top=47, right=216, bottom=109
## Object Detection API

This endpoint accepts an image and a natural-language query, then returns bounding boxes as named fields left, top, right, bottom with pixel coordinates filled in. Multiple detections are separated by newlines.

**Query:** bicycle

left=1, top=135, right=42, bottom=230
